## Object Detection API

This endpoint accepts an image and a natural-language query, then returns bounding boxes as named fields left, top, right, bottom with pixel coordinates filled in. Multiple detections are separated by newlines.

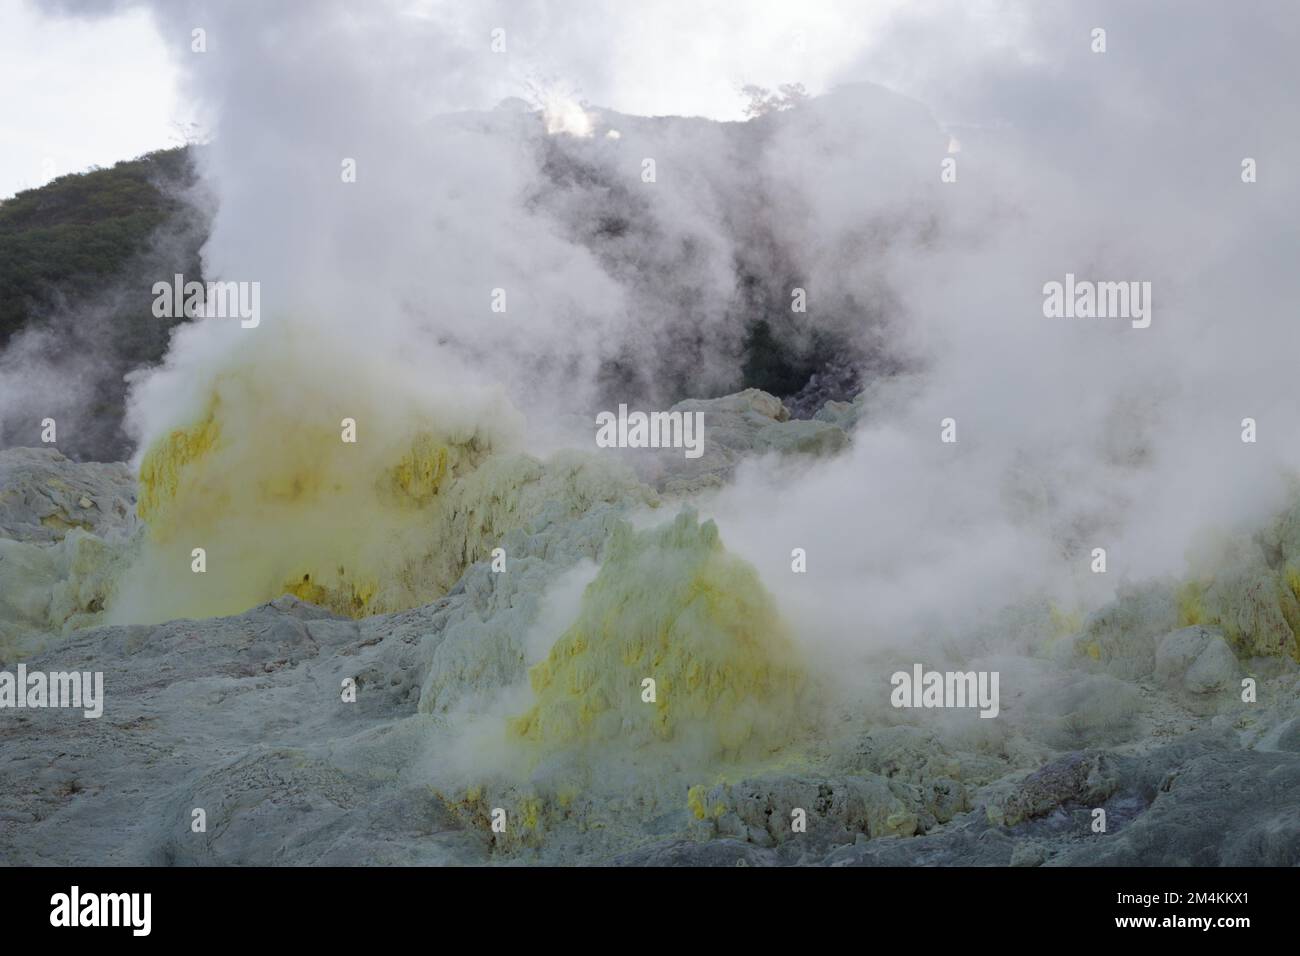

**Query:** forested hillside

left=0, top=148, right=209, bottom=460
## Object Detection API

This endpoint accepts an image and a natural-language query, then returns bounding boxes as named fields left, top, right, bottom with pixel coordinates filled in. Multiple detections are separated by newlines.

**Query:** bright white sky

left=0, top=0, right=930, bottom=200
left=0, top=0, right=188, bottom=198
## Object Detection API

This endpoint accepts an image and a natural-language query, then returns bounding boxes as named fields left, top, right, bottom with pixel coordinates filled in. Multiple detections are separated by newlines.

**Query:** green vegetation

left=0, top=147, right=198, bottom=346
left=0, top=147, right=208, bottom=460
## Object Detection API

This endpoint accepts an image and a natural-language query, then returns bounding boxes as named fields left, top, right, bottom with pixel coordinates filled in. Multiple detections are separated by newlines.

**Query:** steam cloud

left=22, top=0, right=1300, bottom=675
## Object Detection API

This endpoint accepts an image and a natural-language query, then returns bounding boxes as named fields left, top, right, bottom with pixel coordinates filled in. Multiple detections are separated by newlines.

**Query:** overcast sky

left=0, top=0, right=961, bottom=199
left=0, top=0, right=186, bottom=197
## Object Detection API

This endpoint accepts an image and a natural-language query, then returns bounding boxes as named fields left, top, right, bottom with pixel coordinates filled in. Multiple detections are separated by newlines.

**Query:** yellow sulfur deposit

left=388, top=433, right=453, bottom=505
left=1047, top=602, right=1082, bottom=639
left=105, top=328, right=537, bottom=624
left=137, top=400, right=222, bottom=530
left=1284, top=563, right=1300, bottom=634
left=1176, top=580, right=1206, bottom=627
left=1175, top=572, right=1299, bottom=661
left=123, top=400, right=487, bottom=621
left=687, top=783, right=727, bottom=820
left=510, top=509, right=807, bottom=762
left=107, top=323, right=657, bottom=626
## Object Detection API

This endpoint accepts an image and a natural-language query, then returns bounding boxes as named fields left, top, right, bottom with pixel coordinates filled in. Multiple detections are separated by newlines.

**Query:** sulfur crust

left=128, top=396, right=484, bottom=619
left=137, top=399, right=222, bottom=531
left=509, top=509, right=808, bottom=762
left=112, top=332, right=653, bottom=626
left=106, top=328, right=556, bottom=623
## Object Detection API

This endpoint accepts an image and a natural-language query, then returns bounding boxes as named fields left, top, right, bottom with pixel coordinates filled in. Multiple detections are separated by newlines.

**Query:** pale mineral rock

left=1, top=394, right=1299, bottom=867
